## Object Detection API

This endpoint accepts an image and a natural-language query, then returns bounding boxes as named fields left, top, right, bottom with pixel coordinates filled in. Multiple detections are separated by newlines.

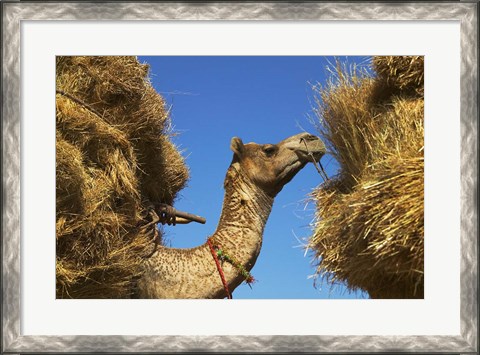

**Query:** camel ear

left=230, top=137, right=245, bottom=158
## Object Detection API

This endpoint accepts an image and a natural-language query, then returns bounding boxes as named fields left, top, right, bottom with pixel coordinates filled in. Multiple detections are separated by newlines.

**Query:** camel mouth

left=299, top=139, right=326, bottom=162
left=297, top=141, right=325, bottom=163
left=284, top=133, right=326, bottom=163
left=272, top=134, right=326, bottom=191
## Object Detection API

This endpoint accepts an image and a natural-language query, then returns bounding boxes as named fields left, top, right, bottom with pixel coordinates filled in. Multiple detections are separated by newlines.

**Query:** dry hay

left=56, top=56, right=189, bottom=298
left=310, top=56, right=424, bottom=298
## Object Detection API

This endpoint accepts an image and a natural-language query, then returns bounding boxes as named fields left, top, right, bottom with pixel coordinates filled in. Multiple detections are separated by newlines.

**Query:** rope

left=216, top=247, right=255, bottom=287
left=300, top=137, right=330, bottom=182
left=56, top=89, right=106, bottom=120
left=207, top=238, right=232, bottom=299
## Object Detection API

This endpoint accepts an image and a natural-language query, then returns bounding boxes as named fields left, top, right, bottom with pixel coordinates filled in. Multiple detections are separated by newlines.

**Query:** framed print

left=2, top=1, right=478, bottom=353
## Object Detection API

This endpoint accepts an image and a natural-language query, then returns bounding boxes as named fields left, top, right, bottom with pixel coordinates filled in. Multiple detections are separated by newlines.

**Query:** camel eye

left=263, top=145, right=276, bottom=156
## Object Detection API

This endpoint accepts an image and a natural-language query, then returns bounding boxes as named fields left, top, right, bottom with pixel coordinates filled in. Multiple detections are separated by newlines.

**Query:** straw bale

left=372, top=56, right=424, bottom=101
left=310, top=56, right=424, bottom=298
left=56, top=133, right=88, bottom=216
left=56, top=56, right=189, bottom=298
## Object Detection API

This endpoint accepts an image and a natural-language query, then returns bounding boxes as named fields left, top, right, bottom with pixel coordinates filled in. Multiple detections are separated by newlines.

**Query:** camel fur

left=137, top=133, right=325, bottom=298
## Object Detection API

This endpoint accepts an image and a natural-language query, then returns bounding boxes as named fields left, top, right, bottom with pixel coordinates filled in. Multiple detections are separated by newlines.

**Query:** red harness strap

left=207, top=239, right=232, bottom=299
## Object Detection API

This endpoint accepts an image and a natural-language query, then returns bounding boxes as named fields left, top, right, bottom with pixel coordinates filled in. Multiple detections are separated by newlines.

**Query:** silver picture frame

left=2, top=1, right=477, bottom=353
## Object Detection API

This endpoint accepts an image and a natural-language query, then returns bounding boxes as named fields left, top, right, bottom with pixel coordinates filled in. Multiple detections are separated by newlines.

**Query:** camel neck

left=210, top=164, right=274, bottom=270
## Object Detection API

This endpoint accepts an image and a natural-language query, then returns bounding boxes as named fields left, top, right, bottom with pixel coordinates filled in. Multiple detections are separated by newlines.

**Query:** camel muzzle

left=283, top=133, right=326, bottom=162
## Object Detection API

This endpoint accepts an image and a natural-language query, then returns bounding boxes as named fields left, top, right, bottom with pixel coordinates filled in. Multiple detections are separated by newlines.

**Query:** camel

left=136, top=132, right=326, bottom=298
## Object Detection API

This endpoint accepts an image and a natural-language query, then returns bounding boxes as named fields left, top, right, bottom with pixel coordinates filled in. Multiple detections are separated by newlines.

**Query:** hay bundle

left=310, top=56, right=424, bottom=298
left=56, top=56, right=189, bottom=298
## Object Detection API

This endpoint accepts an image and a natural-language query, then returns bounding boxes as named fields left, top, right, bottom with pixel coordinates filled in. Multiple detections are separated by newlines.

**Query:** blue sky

left=138, top=56, right=370, bottom=299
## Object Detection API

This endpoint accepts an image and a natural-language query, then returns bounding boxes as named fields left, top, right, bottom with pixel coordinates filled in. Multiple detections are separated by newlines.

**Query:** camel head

left=229, top=132, right=326, bottom=197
